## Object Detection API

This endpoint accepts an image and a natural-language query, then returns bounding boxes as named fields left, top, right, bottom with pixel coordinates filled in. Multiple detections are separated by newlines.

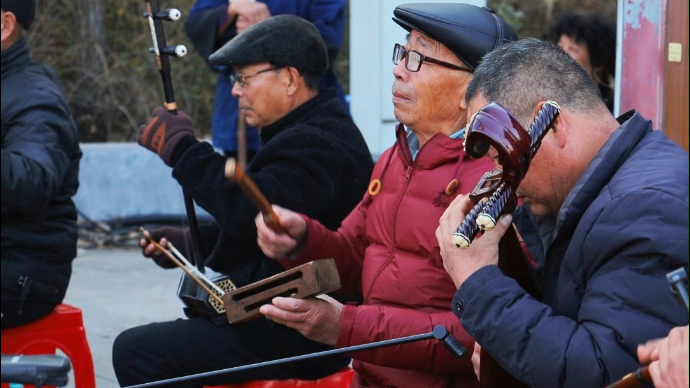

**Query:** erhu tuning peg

left=153, top=9, right=181, bottom=21
left=162, top=45, right=188, bottom=58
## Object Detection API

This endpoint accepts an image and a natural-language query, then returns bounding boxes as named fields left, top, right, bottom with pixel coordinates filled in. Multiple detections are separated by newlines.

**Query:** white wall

left=349, top=0, right=486, bottom=157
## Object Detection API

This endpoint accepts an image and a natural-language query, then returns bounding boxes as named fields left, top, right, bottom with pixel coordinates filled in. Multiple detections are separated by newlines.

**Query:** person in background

left=256, top=4, right=517, bottom=387
left=112, top=15, right=373, bottom=388
left=638, top=325, right=689, bottom=388
left=185, top=0, right=348, bottom=161
left=550, top=12, right=617, bottom=112
left=437, top=38, right=688, bottom=387
left=1, top=0, right=82, bottom=329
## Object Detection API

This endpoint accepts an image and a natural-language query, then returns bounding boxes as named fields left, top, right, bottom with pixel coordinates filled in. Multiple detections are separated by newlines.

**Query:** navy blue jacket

left=452, top=111, right=689, bottom=387
left=185, top=0, right=347, bottom=153
left=1, top=39, right=81, bottom=301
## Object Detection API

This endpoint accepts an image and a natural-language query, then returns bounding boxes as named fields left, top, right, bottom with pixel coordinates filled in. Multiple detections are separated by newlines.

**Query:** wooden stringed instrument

left=140, top=0, right=241, bottom=325
left=452, top=101, right=561, bottom=388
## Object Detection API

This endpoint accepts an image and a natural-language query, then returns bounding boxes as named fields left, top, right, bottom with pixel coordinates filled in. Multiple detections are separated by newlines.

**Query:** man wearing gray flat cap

left=113, top=15, right=373, bottom=387
left=256, top=4, right=516, bottom=388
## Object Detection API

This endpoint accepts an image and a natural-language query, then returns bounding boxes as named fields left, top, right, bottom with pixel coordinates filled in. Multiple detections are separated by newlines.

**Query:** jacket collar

left=260, top=88, right=338, bottom=144
left=394, top=124, right=470, bottom=169
left=1, top=38, right=30, bottom=80
left=554, top=110, right=650, bottom=238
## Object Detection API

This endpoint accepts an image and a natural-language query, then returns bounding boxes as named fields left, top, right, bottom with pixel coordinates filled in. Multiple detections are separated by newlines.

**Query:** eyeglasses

left=229, top=67, right=281, bottom=87
left=392, top=43, right=471, bottom=73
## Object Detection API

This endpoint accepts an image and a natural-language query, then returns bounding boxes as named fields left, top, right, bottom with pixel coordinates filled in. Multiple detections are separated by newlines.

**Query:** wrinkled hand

left=259, top=295, right=342, bottom=345
left=228, top=1, right=270, bottom=33
left=435, top=194, right=510, bottom=288
left=137, top=107, right=195, bottom=166
left=255, top=205, right=308, bottom=258
left=139, top=226, right=190, bottom=269
left=637, top=325, right=689, bottom=388
left=472, top=342, right=481, bottom=382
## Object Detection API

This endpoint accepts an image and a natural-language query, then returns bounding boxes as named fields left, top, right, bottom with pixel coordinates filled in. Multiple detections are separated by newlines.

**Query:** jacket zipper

left=364, top=147, right=418, bottom=301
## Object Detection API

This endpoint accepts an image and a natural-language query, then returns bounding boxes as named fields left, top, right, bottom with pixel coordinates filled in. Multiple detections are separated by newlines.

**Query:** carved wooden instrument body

left=177, top=268, right=237, bottom=325
left=224, top=259, right=341, bottom=324
left=457, top=101, right=560, bottom=388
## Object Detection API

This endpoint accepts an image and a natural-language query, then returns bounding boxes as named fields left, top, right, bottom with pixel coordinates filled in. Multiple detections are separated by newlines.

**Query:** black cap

left=209, top=15, right=328, bottom=75
left=393, top=3, right=518, bottom=71
left=1, top=0, right=35, bottom=30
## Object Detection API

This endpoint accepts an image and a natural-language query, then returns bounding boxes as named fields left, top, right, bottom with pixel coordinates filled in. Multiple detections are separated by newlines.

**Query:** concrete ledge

left=74, top=142, right=208, bottom=221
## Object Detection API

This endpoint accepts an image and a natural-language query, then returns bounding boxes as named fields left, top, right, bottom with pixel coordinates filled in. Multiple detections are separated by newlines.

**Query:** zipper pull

left=404, top=166, right=413, bottom=182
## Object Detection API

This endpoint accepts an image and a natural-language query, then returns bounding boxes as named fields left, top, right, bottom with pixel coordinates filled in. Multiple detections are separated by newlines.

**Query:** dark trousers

left=1, top=259, right=67, bottom=330
left=112, top=316, right=350, bottom=388
left=1, top=289, right=57, bottom=329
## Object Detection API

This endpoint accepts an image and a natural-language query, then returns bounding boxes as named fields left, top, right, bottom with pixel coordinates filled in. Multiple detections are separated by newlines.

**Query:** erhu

left=142, top=226, right=341, bottom=324
left=454, top=101, right=560, bottom=388
left=222, top=158, right=346, bottom=323
left=141, top=151, right=344, bottom=324
left=141, top=0, right=237, bottom=324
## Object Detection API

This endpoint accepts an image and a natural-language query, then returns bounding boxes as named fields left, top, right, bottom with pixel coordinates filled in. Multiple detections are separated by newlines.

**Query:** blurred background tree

left=28, top=0, right=213, bottom=142
left=27, top=0, right=615, bottom=143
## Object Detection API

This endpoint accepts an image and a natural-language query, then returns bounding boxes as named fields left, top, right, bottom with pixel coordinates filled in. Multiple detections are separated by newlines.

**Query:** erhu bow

left=455, top=101, right=560, bottom=388
left=142, top=0, right=237, bottom=324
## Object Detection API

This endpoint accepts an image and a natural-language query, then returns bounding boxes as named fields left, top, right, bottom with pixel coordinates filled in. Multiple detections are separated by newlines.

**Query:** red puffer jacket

left=281, top=124, right=494, bottom=388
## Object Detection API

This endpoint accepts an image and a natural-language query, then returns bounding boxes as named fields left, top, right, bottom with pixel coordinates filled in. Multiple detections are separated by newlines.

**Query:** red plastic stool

left=1, top=304, right=96, bottom=388
left=205, top=367, right=354, bottom=388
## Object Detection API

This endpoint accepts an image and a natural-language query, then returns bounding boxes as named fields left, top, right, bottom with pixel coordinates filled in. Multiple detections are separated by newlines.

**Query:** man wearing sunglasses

left=256, top=4, right=516, bottom=387
left=114, top=15, right=373, bottom=387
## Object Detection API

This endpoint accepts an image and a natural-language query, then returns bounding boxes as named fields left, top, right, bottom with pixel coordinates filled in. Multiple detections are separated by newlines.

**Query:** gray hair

left=465, top=38, right=608, bottom=126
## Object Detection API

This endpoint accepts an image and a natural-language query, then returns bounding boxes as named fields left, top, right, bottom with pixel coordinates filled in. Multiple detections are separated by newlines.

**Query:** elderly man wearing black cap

left=256, top=4, right=516, bottom=388
left=1, top=0, right=82, bottom=329
left=112, top=15, right=373, bottom=387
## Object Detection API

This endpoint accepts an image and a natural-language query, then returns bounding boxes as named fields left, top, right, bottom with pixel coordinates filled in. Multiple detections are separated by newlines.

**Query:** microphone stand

left=124, top=325, right=467, bottom=388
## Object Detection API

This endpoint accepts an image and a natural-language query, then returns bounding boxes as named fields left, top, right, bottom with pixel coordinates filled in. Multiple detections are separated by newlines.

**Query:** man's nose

left=231, top=82, right=242, bottom=98
left=392, top=60, right=408, bottom=80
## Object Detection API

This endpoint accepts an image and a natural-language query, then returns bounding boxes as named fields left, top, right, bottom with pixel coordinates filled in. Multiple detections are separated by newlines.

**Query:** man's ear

left=1, top=11, right=18, bottom=44
left=284, top=67, right=301, bottom=96
left=533, top=101, right=568, bottom=149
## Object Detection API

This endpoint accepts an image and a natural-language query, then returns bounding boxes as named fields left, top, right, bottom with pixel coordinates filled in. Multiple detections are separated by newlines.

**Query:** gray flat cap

left=393, top=3, right=518, bottom=71
left=209, top=15, right=328, bottom=75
